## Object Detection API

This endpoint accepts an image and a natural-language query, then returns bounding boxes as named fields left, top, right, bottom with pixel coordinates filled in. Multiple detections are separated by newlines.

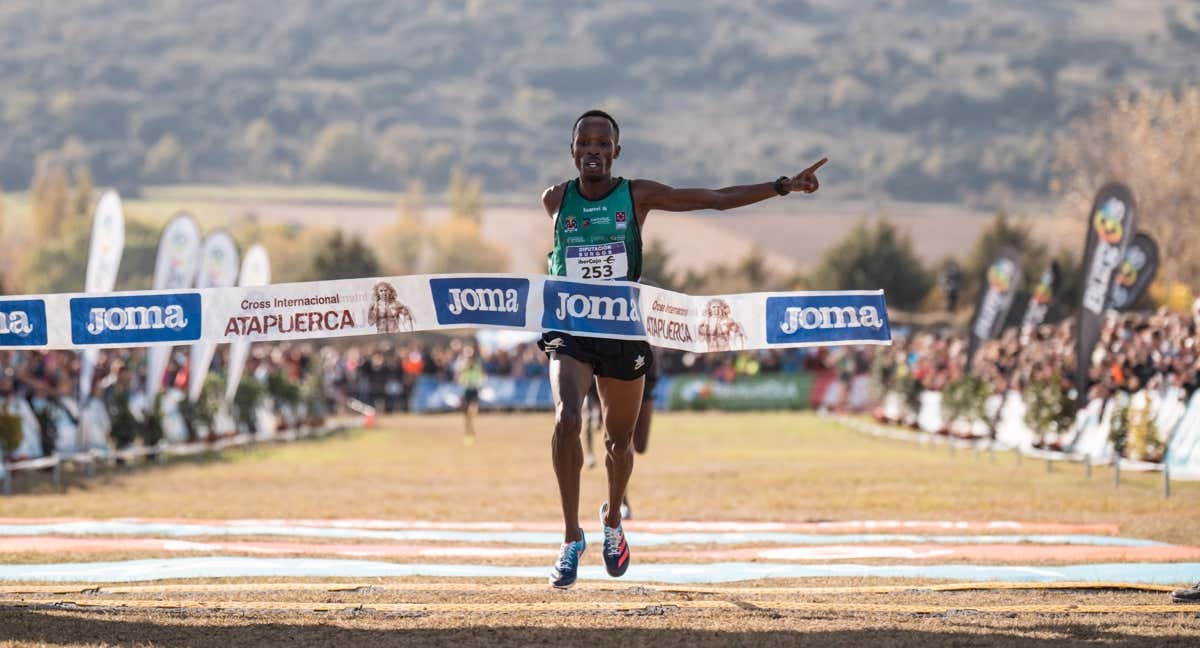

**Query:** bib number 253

left=579, top=265, right=615, bottom=279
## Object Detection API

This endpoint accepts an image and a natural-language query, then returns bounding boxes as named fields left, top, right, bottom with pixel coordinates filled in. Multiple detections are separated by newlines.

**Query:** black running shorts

left=539, top=332, right=653, bottom=381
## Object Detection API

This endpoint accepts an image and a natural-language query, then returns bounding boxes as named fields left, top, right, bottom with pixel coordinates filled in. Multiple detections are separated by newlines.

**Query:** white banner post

left=187, top=231, right=239, bottom=403
left=224, top=244, right=271, bottom=404
left=145, top=213, right=202, bottom=402
left=79, top=190, right=125, bottom=402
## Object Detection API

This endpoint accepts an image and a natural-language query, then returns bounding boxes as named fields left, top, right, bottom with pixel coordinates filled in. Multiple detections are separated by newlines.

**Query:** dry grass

left=3, top=411, right=1199, bottom=646
left=2, top=412, right=1195, bottom=543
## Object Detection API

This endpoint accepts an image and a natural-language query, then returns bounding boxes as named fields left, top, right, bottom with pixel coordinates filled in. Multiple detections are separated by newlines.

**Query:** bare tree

left=1055, top=88, right=1200, bottom=288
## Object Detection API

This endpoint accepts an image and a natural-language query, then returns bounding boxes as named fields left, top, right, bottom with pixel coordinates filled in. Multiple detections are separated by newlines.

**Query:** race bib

left=566, top=242, right=628, bottom=280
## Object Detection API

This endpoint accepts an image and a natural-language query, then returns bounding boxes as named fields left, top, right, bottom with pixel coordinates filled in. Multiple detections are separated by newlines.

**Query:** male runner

left=541, top=109, right=825, bottom=588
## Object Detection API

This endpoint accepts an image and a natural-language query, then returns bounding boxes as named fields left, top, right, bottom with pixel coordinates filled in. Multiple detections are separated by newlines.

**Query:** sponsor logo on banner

left=70, top=293, right=201, bottom=345
left=542, top=280, right=644, bottom=336
left=431, top=277, right=529, bottom=327
left=973, top=257, right=1018, bottom=340
left=225, top=310, right=355, bottom=336
left=0, top=299, right=48, bottom=346
left=986, top=259, right=1014, bottom=293
left=1032, top=279, right=1053, bottom=305
left=1082, top=196, right=1131, bottom=315
left=1020, top=262, right=1059, bottom=331
left=670, top=373, right=815, bottom=410
left=367, top=282, right=414, bottom=333
left=765, top=294, right=889, bottom=345
left=1093, top=199, right=1126, bottom=245
left=1115, top=259, right=1137, bottom=287
left=698, top=299, right=746, bottom=351
left=1109, top=232, right=1159, bottom=312
left=646, top=296, right=694, bottom=345
left=227, top=291, right=360, bottom=336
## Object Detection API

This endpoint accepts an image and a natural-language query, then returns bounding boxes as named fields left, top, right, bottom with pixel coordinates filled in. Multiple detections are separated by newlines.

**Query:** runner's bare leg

left=583, top=386, right=598, bottom=468
left=596, top=376, right=644, bottom=527
left=549, top=353, right=595, bottom=543
left=633, top=395, right=653, bottom=454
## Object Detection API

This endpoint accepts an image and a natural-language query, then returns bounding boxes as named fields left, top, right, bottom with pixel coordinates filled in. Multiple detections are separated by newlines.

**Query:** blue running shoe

left=599, top=502, right=630, bottom=578
left=549, top=535, right=586, bottom=589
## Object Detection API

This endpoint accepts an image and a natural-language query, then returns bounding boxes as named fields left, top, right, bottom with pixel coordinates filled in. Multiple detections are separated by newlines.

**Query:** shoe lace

left=603, top=525, right=623, bottom=557
left=556, top=542, right=578, bottom=569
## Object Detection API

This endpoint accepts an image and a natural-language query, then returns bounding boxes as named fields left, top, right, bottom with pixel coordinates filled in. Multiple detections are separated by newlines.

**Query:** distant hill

left=1, top=0, right=1197, bottom=205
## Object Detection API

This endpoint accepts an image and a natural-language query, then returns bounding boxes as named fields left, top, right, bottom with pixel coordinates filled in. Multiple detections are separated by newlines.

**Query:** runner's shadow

left=3, top=449, right=236, bottom=496
left=0, top=608, right=1192, bottom=647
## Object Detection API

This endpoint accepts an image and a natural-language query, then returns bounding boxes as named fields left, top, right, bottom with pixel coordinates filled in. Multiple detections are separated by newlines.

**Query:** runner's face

left=572, top=118, right=619, bottom=180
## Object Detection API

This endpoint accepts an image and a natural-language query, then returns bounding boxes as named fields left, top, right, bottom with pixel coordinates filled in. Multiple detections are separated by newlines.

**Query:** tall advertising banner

left=1020, top=261, right=1060, bottom=331
left=224, top=245, right=271, bottom=403
left=965, top=248, right=1022, bottom=372
left=1075, top=183, right=1137, bottom=404
left=79, top=191, right=125, bottom=401
left=145, top=213, right=202, bottom=401
left=1108, top=232, right=1159, bottom=312
left=188, top=231, right=239, bottom=402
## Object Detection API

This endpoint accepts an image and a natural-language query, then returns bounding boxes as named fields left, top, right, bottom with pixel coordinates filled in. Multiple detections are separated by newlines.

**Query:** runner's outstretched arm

left=633, top=157, right=827, bottom=215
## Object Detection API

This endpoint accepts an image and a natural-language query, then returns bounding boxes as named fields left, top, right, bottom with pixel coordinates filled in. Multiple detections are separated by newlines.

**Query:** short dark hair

left=572, top=109, right=619, bottom=143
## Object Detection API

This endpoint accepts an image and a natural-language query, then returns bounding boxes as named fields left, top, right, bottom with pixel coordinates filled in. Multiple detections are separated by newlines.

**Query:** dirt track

left=3, top=580, right=1200, bottom=647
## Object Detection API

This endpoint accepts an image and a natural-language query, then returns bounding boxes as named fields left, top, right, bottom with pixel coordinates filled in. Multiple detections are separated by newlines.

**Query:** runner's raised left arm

left=633, top=157, right=827, bottom=214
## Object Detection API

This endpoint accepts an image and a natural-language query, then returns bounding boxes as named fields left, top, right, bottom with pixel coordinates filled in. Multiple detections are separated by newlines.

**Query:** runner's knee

left=633, top=433, right=648, bottom=454
left=605, top=429, right=634, bottom=455
left=555, top=409, right=583, bottom=438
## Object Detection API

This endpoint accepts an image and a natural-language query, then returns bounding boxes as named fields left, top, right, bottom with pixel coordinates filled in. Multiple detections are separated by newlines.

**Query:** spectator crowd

left=875, top=307, right=1200, bottom=405
left=1, top=335, right=835, bottom=460
left=6, top=303, right=1198, bottom=464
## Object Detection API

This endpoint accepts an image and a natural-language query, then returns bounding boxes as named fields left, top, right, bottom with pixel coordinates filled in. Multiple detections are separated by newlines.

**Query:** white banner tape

left=0, top=274, right=891, bottom=351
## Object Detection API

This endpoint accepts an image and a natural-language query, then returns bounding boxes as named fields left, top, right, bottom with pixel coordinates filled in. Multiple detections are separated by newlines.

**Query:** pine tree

left=446, top=168, right=483, bottom=223
left=375, top=180, right=426, bottom=276
left=71, top=166, right=95, bottom=229
left=30, top=162, right=71, bottom=243
left=308, top=230, right=381, bottom=280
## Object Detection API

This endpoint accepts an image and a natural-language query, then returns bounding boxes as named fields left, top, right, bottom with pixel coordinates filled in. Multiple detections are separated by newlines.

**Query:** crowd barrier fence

left=842, top=382, right=1200, bottom=483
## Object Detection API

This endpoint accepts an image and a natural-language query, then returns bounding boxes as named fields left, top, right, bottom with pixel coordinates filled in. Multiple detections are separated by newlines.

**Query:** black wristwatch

left=774, top=176, right=790, bottom=196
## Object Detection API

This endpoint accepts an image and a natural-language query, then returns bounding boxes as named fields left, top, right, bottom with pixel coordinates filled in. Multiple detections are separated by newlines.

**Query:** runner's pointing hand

left=787, top=157, right=827, bottom=194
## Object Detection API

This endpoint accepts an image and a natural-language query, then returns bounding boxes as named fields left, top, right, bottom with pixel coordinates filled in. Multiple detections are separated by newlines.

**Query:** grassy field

left=2, top=412, right=1199, bottom=647
left=3, top=411, right=1196, bottom=542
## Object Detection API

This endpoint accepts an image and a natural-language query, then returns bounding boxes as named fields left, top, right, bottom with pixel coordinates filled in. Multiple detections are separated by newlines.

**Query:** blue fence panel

left=409, top=375, right=553, bottom=412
